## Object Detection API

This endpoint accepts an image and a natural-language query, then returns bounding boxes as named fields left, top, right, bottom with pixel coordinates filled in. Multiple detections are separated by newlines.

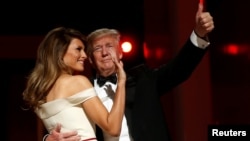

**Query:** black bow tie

left=97, top=74, right=117, bottom=87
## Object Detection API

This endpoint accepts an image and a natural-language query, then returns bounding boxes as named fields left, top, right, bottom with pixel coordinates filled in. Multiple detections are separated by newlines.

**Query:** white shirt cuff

left=42, top=134, right=49, bottom=141
left=190, top=30, right=210, bottom=49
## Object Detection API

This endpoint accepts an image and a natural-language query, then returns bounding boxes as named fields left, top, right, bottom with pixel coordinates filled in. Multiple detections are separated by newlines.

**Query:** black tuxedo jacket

left=93, top=39, right=208, bottom=141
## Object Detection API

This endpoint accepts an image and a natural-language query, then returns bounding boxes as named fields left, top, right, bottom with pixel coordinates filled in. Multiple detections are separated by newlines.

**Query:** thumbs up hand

left=194, top=3, right=214, bottom=38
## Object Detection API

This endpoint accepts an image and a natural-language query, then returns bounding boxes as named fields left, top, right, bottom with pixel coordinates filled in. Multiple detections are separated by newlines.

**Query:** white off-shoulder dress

left=35, top=88, right=98, bottom=141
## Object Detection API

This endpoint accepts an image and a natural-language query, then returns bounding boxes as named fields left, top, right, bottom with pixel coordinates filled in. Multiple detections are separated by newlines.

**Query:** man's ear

left=119, top=52, right=123, bottom=60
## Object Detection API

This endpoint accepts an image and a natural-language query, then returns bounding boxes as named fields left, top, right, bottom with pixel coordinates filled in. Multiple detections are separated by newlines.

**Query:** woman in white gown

left=23, top=27, right=126, bottom=141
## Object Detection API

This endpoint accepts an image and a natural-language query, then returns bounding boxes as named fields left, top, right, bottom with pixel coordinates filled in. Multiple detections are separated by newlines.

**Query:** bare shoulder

left=69, top=75, right=92, bottom=87
left=58, top=75, right=93, bottom=97
left=47, top=74, right=94, bottom=100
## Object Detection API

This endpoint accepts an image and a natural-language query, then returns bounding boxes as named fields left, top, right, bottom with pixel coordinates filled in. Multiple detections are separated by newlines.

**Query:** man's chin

left=100, top=65, right=115, bottom=71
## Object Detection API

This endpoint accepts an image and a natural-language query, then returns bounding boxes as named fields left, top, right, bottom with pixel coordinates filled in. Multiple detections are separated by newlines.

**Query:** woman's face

left=63, top=38, right=87, bottom=74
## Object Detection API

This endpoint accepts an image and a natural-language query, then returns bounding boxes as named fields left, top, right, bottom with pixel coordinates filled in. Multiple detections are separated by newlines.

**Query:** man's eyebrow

left=94, top=45, right=102, bottom=48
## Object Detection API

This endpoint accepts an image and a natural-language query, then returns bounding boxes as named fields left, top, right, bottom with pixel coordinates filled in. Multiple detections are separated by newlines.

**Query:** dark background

left=0, top=1, right=143, bottom=35
left=1, top=0, right=250, bottom=141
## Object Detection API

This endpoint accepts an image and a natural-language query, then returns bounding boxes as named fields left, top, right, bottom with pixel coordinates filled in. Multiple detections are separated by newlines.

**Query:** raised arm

left=81, top=49, right=126, bottom=136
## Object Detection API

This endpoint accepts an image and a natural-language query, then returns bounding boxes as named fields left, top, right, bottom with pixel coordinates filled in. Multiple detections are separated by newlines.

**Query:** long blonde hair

left=23, top=27, right=86, bottom=110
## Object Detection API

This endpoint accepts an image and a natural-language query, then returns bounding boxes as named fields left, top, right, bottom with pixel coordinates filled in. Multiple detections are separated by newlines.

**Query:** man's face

left=89, top=35, right=122, bottom=76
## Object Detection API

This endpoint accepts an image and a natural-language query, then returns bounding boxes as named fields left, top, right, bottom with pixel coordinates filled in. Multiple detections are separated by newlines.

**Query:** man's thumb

left=55, top=123, right=62, bottom=132
left=196, top=3, right=203, bottom=16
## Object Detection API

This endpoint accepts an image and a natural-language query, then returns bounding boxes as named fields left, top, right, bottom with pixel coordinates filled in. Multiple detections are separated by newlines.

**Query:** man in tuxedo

left=44, top=3, right=214, bottom=141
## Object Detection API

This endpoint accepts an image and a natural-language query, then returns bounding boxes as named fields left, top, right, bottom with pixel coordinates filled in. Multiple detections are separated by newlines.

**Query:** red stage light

left=223, top=44, right=239, bottom=55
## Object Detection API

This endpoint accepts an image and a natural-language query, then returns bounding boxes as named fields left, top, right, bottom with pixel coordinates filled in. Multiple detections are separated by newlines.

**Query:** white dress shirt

left=94, top=79, right=133, bottom=141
